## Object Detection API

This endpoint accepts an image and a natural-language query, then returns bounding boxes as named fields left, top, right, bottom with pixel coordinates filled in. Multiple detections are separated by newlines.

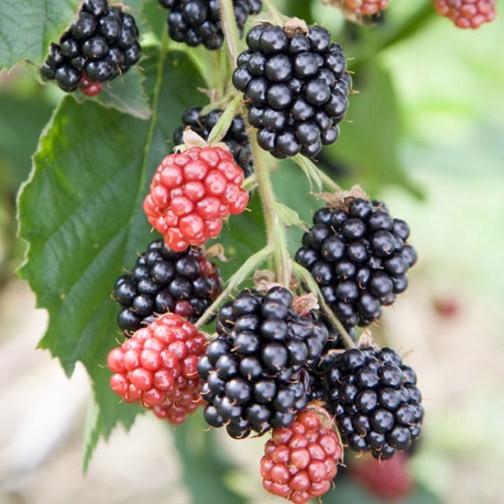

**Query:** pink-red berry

left=107, top=313, right=207, bottom=423
left=433, top=0, right=496, bottom=28
left=350, top=452, right=414, bottom=500
left=78, top=73, right=103, bottom=96
left=143, top=146, right=249, bottom=252
left=260, top=407, right=343, bottom=504
left=334, top=0, right=389, bottom=16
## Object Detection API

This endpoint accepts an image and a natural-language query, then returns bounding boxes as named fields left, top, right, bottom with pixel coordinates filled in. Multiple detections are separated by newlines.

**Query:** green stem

left=196, top=245, right=273, bottom=329
left=250, top=133, right=292, bottom=287
left=220, top=0, right=241, bottom=65
left=220, top=0, right=291, bottom=288
left=262, top=0, right=285, bottom=25
left=292, top=263, right=357, bottom=350
left=207, top=94, right=243, bottom=144
left=318, top=167, right=343, bottom=193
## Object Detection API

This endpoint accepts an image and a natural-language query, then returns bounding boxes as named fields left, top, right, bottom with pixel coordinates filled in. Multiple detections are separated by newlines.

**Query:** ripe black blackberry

left=40, top=0, right=142, bottom=93
left=295, top=198, right=417, bottom=329
left=113, top=239, right=221, bottom=334
left=173, top=106, right=253, bottom=178
left=158, top=0, right=263, bottom=50
left=321, top=346, right=423, bottom=460
left=232, top=23, right=351, bottom=158
left=198, top=286, right=330, bottom=438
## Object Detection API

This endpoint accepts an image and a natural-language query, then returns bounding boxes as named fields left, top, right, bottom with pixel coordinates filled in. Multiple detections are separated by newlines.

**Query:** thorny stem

left=292, top=263, right=357, bottom=350
left=196, top=245, right=273, bottom=330
left=220, top=0, right=292, bottom=288
left=249, top=133, right=292, bottom=287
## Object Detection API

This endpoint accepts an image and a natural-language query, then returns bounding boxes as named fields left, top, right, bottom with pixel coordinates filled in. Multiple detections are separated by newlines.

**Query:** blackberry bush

left=198, top=286, right=330, bottom=438
left=113, top=239, right=221, bottom=334
left=158, top=0, right=263, bottom=50
left=40, top=0, right=142, bottom=93
left=321, top=346, right=424, bottom=460
left=7, top=0, right=450, bottom=499
left=232, top=23, right=351, bottom=158
left=295, top=197, right=417, bottom=329
left=173, top=106, right=254, bottom=177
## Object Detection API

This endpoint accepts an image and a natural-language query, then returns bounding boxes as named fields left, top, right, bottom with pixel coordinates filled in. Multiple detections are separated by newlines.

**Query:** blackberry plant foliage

left=0, top=0, right=459, bottom=499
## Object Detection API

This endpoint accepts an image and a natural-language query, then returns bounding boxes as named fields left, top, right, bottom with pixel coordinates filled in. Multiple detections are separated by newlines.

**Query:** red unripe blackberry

left=295, top=198, right=417, bottom=330
left=433, top=0, right=496, bottom=29
left=260, top=406, right=342, bottom=503
left=158, top=0, right=263, bottom=50
left=143, top=146, right=249, bottom=252
left=321, top=347, right=424, bottom=460
left=173, top=107, right=254, bottom=178
left=113, top=239, right=221, bottom=334
left=350, top=451, right=414, bottom=500
left=40, top=0, right=141, bottom=93
left=233, top=24, right=351, bottom=158
left=107, top=313, right=207, bottom=423
left=323, top=0, right=389, bottom=19
left=199, top=287, right=330, bottom=439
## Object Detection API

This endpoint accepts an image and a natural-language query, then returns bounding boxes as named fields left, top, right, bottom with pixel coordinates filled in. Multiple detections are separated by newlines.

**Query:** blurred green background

left=0, top=1, right=503, bottom=503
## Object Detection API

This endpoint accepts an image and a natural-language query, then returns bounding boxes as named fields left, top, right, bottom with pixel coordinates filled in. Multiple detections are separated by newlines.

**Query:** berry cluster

left=261, top=408, right=343, bottom=504
left=143, top=146, right=249, bottom=252
left=295, top=198, right=417, bottom=329
left=232, top=24, right=351, bottom=158
left=40, top=0, right=141, bottom=94
left=159, top=0, right=263, bottom=50
left=321, top=347, right=423, bottom=460
left=107, top=313, right=207, bottom=424
left=433, top=0, right=496, bottom=29
left=198, top=287, right=330, bottom=438
left=173, top=107, right=253, bottom=178
left=113, top=239, right=221, bottom=334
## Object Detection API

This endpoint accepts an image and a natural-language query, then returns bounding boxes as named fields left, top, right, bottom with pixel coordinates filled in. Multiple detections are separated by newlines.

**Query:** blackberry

left=40, top=0, right=142, bottom=94
left=295, top=198, right=417, bottom=329
left=321, top=346, right=423, bottom=460
left=173, top=106, right=253, bottom=178
left=232, top=24, right=351, bottom=158
left=113, top=239, right=221, bottom=334
left=198, top=286, right=330, bottom=438
left=159, top=0, right=263, bottom=50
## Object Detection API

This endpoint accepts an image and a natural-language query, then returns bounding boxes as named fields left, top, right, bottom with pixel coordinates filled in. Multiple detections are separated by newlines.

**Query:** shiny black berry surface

left=40, top=0, right=142, bottom=93
left=321, top=346, right=423, bottom=460
left=199, top=286, right=330, bottom=438
left=113, top=239, right=221, bottom=334
left=173, top=106, right=253, bottom=177
left=295, top=198, right=417, bottom=329
left=159, top=0, right=263, bottom=50
left=233, top=24, right=351, bottom=158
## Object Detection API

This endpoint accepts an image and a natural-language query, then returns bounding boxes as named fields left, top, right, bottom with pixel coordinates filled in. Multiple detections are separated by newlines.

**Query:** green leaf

left=0, top=0, right=80, bottom=69
left=17, top=47, right=207, bottom=469
left=210, top=192, right=267, bottom=281
left=77, top=66, right=152, bottom=120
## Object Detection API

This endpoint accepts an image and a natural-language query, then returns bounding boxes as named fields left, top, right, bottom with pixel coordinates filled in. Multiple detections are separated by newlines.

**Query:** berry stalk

left=195, top=244, right=273, bottom=329
left=220, top=0, right=242, bottom=65
left=292, top=262, right=357, bottom=349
